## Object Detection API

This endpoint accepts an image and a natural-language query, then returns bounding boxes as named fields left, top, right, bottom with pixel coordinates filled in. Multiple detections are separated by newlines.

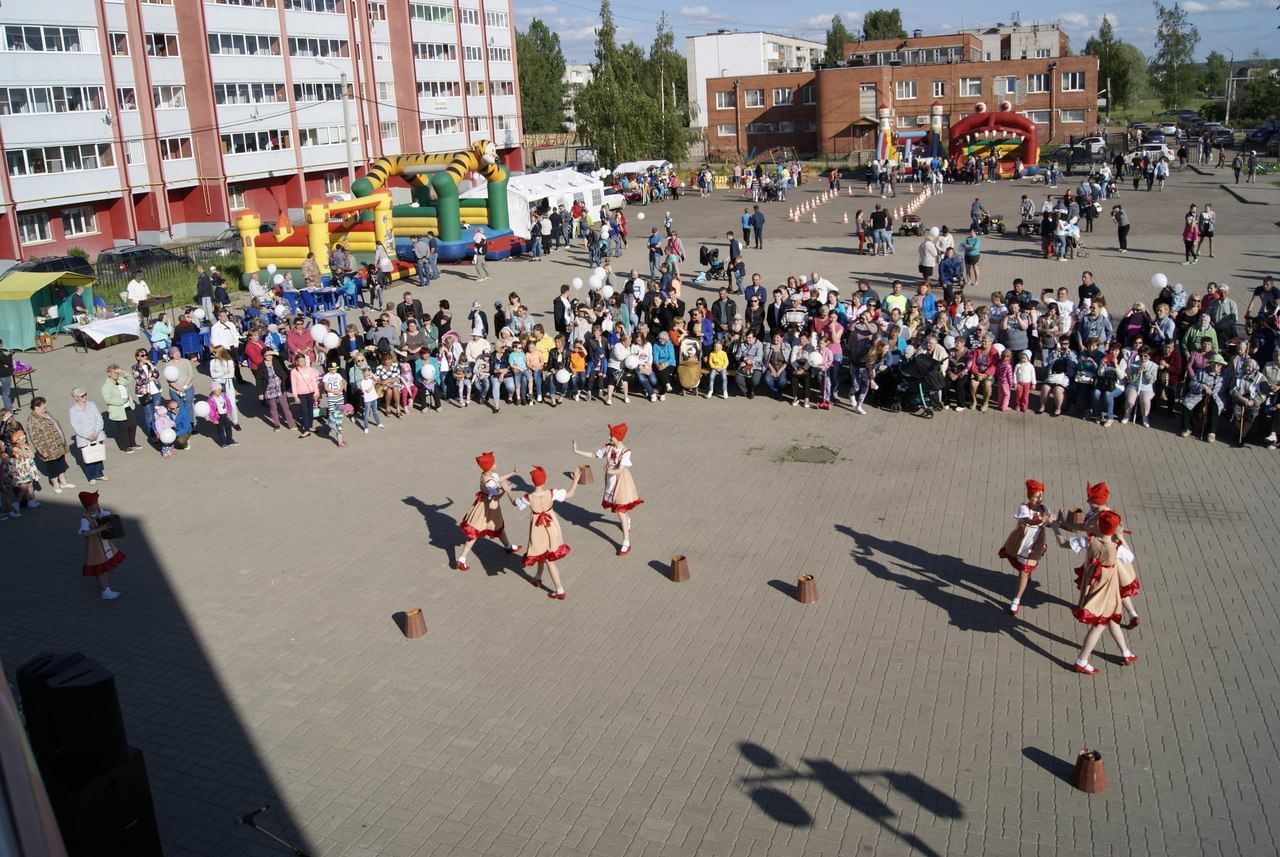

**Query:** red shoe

left=548, top=591, right=566, bottom=600
left=1073, top=663, right=1099, bottom=676
left=505, top=544, right=524, bottom=554
left=530, top=577, right=543, bottom=588
left=617, top=544, right=631, bottom=556
left=1122, top=654, right=1139, bottom=665
left=455, top=558, right=469, bottom=571
left=1125, top=616, right=1140, bottom=630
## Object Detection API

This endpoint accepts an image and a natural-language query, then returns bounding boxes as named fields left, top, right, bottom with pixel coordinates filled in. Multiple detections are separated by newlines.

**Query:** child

left=321, top=363, right=347, bottom=447
left=360, top=369, right=382, bottom=432
left=1001, top=478, right=1052, bottom=615
left=455, top=356, right=472, bottom=407
left=587, top=342, right=608, bottom=401
left=569, top=342, right=588, bottom=401
left=546, top=335, right=567, bottom=406
left=398, top=361, right=416, bottom=412
left=518, top=465, right=581, bottom=600
left=995, top=348, right=1014, bottom=411
left=1014, top=349, right=1036, bottom=412
left=153, top=402, right=176, bottom=458
left=706, top=340, right=729, bottom=399
left=207, top=382, right=236, bottom=447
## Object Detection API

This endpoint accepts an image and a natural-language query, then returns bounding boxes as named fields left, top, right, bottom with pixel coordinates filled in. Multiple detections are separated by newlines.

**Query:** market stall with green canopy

left=0, top=272, right=94, bottom=350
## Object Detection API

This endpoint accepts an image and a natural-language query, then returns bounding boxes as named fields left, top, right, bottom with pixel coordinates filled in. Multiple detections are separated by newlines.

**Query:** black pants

left=791, top=368, right=812, bottom=402
left=735, top=369, right=761, bottom=397
left=1117, top=224, right=1129, bottom=251
left=111, top=410, right=137, bottom=451
left=1180, top=400, right=1219, bottom=438
left=655, top=365, right=676, bottom=394
left=214, top=419, right=233, bottom=446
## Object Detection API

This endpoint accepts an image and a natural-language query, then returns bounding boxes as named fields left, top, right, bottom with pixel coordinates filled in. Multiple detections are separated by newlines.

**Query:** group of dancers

left=999, top=479, right=1142, bottom=675
left=453, top=423, right=643, bottom=599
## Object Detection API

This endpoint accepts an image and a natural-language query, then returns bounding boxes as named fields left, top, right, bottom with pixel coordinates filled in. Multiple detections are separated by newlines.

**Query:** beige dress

left=597, top=444, right=643, bottom=512
left=460, top=472, right=506, bottom=540
left=998, top=502, right=1050, bottom=572
left=1072, top=536, right=1123, bottom=626
left=523, top=489, right=570, bottom=566
left=80, top=511, right=125, bottom=578
left=1084, top=506, right=1141, bottom=597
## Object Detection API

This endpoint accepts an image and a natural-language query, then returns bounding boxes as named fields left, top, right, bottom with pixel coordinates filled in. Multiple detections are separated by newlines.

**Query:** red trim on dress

left=997, top=546, right=1037, bottom=573
left=1072, top=606, right=1123, bottom=626
left=603, top=498, right=644, bottom=513
left=523, top=544, right=571, bottom=567
left=459, top=522, right=503, bottom=541
left=1119, top=579, right=1141, bottom=598
left=82, top=550, right=126, bottom=578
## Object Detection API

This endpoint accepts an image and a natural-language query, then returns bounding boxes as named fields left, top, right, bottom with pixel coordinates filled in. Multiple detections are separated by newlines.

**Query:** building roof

left=688, top=30, right=824, bottom=48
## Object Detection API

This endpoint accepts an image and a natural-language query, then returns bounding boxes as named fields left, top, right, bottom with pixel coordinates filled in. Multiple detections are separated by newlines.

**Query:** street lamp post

left=316, top=57, right=355, bottom=190
left=1225, top=50, right=1235, bottom=127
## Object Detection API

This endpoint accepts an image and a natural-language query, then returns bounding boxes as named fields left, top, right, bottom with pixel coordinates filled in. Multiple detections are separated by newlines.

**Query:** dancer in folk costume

left=1053, top=509, right=1137, bottom=675
left=78, top=491, right=124, bottom=600
left=572, top=423, right=643, bottom=556
left=521, top=465, right=580, bottom=600
left=455, top=451, right=522, bottom=571
left=1000, top=478, right=1053, bottom=616
left=1080, top=481, right=1141, bottom=629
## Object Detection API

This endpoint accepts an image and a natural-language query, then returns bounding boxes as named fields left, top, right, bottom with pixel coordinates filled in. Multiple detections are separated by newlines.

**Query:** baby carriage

left=699, top=246, right=729, bottom=281
left=898, top=352, right=944, bottom=418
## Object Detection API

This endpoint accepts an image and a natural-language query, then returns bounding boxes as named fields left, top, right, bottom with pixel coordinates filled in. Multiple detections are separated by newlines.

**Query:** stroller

left=898, top=352, right=945, bottom=418
left=699, top=245, right=729, bottom=281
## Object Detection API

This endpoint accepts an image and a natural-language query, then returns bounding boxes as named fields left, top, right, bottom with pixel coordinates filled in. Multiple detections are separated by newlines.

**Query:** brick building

left=704, top=27, right=1098, bottom=160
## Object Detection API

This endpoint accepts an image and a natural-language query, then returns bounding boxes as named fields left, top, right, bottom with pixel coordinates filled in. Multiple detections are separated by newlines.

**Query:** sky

left=514, top=1, right=1278, bottom=66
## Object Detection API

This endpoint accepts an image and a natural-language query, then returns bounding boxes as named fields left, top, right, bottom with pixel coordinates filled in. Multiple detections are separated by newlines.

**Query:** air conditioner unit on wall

left=916, top=116, right=928, bottom=125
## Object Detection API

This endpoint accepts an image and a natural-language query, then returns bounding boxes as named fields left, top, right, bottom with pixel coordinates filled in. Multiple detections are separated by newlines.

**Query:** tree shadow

left=834, top=524, right=1076, bottom=669
left=0, top=506, right=311, bottom=856
left=1022, top=746, right=1075, bottom=786
left=736, top=741, right=960, bottom=857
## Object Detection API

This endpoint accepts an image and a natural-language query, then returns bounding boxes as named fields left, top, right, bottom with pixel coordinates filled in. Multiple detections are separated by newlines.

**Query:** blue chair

left=299, top=291, right=318, bottom=314
left=178, top=330, right=204, bottom=360
left=282, top=291, right=302, bottom=314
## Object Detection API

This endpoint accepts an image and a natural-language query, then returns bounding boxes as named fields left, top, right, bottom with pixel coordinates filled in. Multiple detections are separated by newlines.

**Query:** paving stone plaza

left=3, top=162, right=1278, bottom=857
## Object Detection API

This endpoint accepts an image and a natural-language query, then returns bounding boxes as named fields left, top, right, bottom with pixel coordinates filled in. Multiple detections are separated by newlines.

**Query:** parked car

left=1266, top=132, right=1280, bottom=157
left=1041, top=145, right=1095, bottom=167
left=1158, top=122, right=1178, bottom=136
left=194, top=223, right=272, bottom=257
left=0, top=254, right=94, bottom=280
left=1202, top=124, right=1234, bottom=145
left=1143, top=129, right=1167, bottom=145
left=1071, top=136, right=1107, bottom=156
left=1135, top=141, right=1175, bottom=162
left=95, top=245, right=194, bottom=284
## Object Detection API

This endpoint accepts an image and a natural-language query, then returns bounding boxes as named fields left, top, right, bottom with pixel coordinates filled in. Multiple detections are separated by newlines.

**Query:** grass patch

left=100, top=253, right=245, bottom=309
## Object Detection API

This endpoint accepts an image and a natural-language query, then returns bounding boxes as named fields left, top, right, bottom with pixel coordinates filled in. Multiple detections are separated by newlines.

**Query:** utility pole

left=317, top=57, right=356, bottom=189
left=1224, top=50, right=1234, bottom=127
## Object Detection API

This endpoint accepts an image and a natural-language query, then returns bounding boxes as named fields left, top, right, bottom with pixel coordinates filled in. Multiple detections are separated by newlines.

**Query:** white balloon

left=571, top=277, right=583, bottom=290
left=602, top=285, right=615, bottom=299
left=1151, top=272, right=1168, bottom=289
left=310, top=324, right=327, bottom=343
left=421, top=363, right=438, bottom=381
left=555, top=368, right=571, bottom=384
left=637, top=212, right=645, bottom=220
left=163, top=364, right=180, bottom=382
left=593, top=266, right=606, bottom=279
left=193, top=400, right=211, bottom=419
left=993, top=343, right=1006, bottom=354
left=273, top=274, right=284, bottom=286
left=266, top=263, right=278, bottom=275
left=808, top=350, right=826, bottom=369
left=589, top=274, right=603, bottom=290
left=323, top=332, right=341, bottom=349
left=192, top=308, right=206, bottom=321
left=623, top=354, right=639, bottom=369
left=929, top=226, right=940, bottom=238
left=159, top=428, right=177, bottom=445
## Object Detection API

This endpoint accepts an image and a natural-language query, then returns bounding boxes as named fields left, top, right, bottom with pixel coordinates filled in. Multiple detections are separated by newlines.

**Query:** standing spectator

left=749, top=205, right=765, bottom=249
left=68, top=387, right=107, bottom=484
left=25, top=397, right=73, bottom=494
left=1180, top=213, right=1200, bottom=265
left=209, top=347, right=242, bottom=431
left=472, top=231, right=491, bottom=281
left=0, top=339, right=12, bottom=411
left=255, top=346, right=295, bottom=432
left=100, top=364, right=140, bottom=453
left=1197, top=204, right=1216, bottom=258
left=125, top=270, right=150, bottom=308
left=1111, top=204, right=1130, bottom=254
left=210, top=309, right=248, bottom=385
left=290, top=353, right=319, bottom=438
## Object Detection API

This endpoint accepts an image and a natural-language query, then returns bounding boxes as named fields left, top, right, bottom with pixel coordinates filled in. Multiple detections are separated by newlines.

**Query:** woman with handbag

left=77, top=490, right=123, bottom=600
left=68, top=387, right=108, bottom=484
left=100, top=364, right=141, bottom=453
left=25, top=397, right=74, bottom=494
left=1091, top=341, right=1125, bottom=426
left=131, top=347, right=163, bottom=438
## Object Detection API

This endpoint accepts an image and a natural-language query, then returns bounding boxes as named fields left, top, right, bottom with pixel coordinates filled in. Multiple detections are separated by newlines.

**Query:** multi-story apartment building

left=685, top=30, right=825, bottom=131
left=0, top=0, right=522, bottom=261
left=704, top=26, right=1096, bottom=160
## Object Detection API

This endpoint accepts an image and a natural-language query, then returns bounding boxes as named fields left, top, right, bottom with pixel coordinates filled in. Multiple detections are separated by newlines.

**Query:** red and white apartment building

left=0, top=0, right=523, bottom=260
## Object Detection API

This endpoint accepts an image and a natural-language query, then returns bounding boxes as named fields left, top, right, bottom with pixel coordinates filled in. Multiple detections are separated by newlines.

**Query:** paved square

left=2, top=162, right=1278, bottom=857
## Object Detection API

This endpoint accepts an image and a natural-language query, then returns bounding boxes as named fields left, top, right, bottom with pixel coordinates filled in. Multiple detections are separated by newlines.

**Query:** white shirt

left=126, top=279, right=150, bottom=304
left=210, top=320, right=241, bottom=349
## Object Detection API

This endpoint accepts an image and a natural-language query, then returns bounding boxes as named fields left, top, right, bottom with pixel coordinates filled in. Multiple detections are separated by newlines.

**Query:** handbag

left=80, top=440, right=106, bottom=464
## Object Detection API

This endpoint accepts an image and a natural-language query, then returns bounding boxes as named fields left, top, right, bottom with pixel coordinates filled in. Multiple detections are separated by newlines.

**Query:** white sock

left=1011, top=598, right=1020, bottom=606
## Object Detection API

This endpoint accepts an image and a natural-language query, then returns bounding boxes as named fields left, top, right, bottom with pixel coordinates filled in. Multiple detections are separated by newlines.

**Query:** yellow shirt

left=708, top=350, right=729, bottom=370
left=535, top=333, right=555, bottom=361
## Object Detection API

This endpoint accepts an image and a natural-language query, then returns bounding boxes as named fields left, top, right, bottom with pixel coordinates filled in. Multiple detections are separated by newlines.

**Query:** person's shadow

left=401, top=496, right=464, bottom=568
left=553, top=471, right=616, bottom=549
left=835, top=524, right=1076, bottom=669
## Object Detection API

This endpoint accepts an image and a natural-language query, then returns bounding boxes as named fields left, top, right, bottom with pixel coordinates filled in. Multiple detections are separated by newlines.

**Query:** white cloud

left=516, top=4, right=559, bottom=15
left=797, top=10, right=864, bottom=32
left=1181, top=1, right=1209, bottom=10
left=1058, top=12, right=1092, bottom=28
left=681, top=5, right=730, bottom=22
left=1214, top=0, right=1253, bottom=9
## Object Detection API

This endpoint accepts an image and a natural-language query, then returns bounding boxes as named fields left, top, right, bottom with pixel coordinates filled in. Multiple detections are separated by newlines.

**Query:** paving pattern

left=2, top=162, right=1278, bottom=857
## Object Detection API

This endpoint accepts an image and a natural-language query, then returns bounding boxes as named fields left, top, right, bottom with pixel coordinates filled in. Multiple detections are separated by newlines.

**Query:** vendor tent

left=612, top=160, right=672, bottom=177
left=0, top=272, right=94, bottom=350
left=464, top=169, right=607, bottom=239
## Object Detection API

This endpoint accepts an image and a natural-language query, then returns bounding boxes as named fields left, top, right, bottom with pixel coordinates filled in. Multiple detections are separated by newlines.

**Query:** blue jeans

left=634, top=370, right=657, bottom=395
left=0, top=376, right=11, bottom=410
left=362, top=400, right=381, bottom=429
left=764, top=369, right=788, bottom=398
left=529, top=370, right=543, bottom=399
left=428, top=254, right=439, bottom=278
left=1092, top=387, right=1124, bottom=419
left=415, top=259, right=431, bottom=287
left=572, top=371, right=588, bottom=395
left=530, top=237, right=542, bottom=258
left=81, top=457, right=104, bottom=481
left=171, top=385, right=195, bottom=415
left=140, top=392, right=162, bottom=435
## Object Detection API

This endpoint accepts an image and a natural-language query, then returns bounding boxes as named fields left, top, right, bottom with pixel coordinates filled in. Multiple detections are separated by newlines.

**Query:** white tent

left=612, top=160, right=672, bottom=177
left=464, top=169, right=607, bottom=239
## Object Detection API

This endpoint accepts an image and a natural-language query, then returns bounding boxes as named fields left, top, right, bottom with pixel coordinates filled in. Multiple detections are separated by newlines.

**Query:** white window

left=373, top=42, right=390, bottom=62
left=744, top=89, right=764, bottom=108
left=410, top=3, right=453, bottom=22
left=1061, top=72, right=1085, bottom=92
left=159, top=136, right=193, bottom=160
left=776, top=121, right=795, bottom=133
left=1060, top=109, right=1085, bottom=123
left=1035, top=48, right=1051, bottom=58
left=5, top=143, right=113, bottom=175
left=895, top=80, right=917, bottom=100
left=144, top=33, right=179, bottom=57
left=745, top=122, right=773, bottom=135
left=142, top=0, right=174, bottom=5
left=0, top=86, right=106, bottom=115
left=367, top=1, right=387, bottom=22
left=1022, top=110, right=1050, bottom=125
left=108, top=32, right=129, bottom=56
left=996, top=77, right=1018, bottom=96
left=803, top=119, right=816, bottom=132
left=1026, top=73, right=1048, bottom=94
left=421, top=117, right=460, bottom=135
left=227, top=184, right=246, bottom=210
left=283, top=0, right=346, bottom=12
left=772, top=88, right=793, bottom=106
left=210, top=33, right=279, bottom=55
left=933, top=81, right=945, bottom=98
left=212, top=0, right=278, bottom=6
left=463, top=45, right=483, bottom=61
left=221, top=130, right=292, bottom=153
left=152, top=85, right=186, bottom=109
left=379, top=120, right=398, bottom=138
left=18, top=212, right=51, bottom=245
left=294, top=82, right=346, bottom=102
left=896, top=116, right=914, bottom=128
left=960, top=78, right=982, bottom=97
left=468, top=115, right=488, bottom=132
left=419, top=80, right=461, bottom=98
left=459, top=8, right=478, bottom=25
left=716, top=123, right=735, bottom=137
left=61, top=206, right=98, bottom=236
left=714, top=91, right=734, bottom=110
left=322, top=173, right=343, bottom=194
left=413, top=42, right=456, bottom=60
left=802, top=85, right=816, bottom=105
left=492, top=81, right=514, bottom=96
left=296, top=126, right=350, bottom=147
left=116, top=88, right=137, bottom=111
left=376, top=81, right=394, bottom=101
left=485, top=11, right=508, bottom=27
left=488, top=46, right=511, bottom=62
left=125, top=140, right=145, bottom=165
left=2, top=25, right=86, bottom=53
left=466, top=81, right=486, bottom=96
left=215, top=83, right=286, bottom=105
left=288, top=37, right=348, bottom=57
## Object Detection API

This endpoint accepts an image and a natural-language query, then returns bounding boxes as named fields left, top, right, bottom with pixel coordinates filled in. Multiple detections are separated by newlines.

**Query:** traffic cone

left=810, top=212, right=817, bottom=224
left=842, top=212, right=849, bottom=223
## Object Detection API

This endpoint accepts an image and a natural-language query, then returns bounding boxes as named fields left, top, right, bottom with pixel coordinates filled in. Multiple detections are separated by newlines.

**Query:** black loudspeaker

left=46, top=747, right=164, bottom=857
left=16, top=651, right=129, bottom=789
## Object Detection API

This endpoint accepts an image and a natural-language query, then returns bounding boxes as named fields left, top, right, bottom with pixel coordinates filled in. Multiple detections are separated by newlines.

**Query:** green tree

left=862, top=9, right=908, bottom=41
left=825, top=14, right=854, bottom=66
left=1233, top=73, right=1280, bottom=126
left=515, top=19, right=567, bottom=133
left=1202, top=50, right=1229, bottom=97
left=1149, top=1, right=1201, bottom=109
left=647, top=13, right=696, bottom=162
left=1084, top=16, right=1146, bottom=109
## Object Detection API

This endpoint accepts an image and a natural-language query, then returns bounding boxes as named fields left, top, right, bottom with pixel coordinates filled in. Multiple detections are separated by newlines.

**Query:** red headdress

left=1097, top=510, right=1122, bottom=536
left=78, top=491, right=99, bottom=509
left=1025, top=479, right=1045, bottom=497
left=608, top=423, right=628, bottom=441
left=475, top=451, right=495, bottom=471
left=530, top=466, right=547, bottom=487
left=1086, top=482, right=1109, bottom=506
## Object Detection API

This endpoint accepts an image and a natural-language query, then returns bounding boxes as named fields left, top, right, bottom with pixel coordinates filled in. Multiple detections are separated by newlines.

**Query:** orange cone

left=842, top=212, right=849, bottom=223
left=810, top=212, right=817, bottom=224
